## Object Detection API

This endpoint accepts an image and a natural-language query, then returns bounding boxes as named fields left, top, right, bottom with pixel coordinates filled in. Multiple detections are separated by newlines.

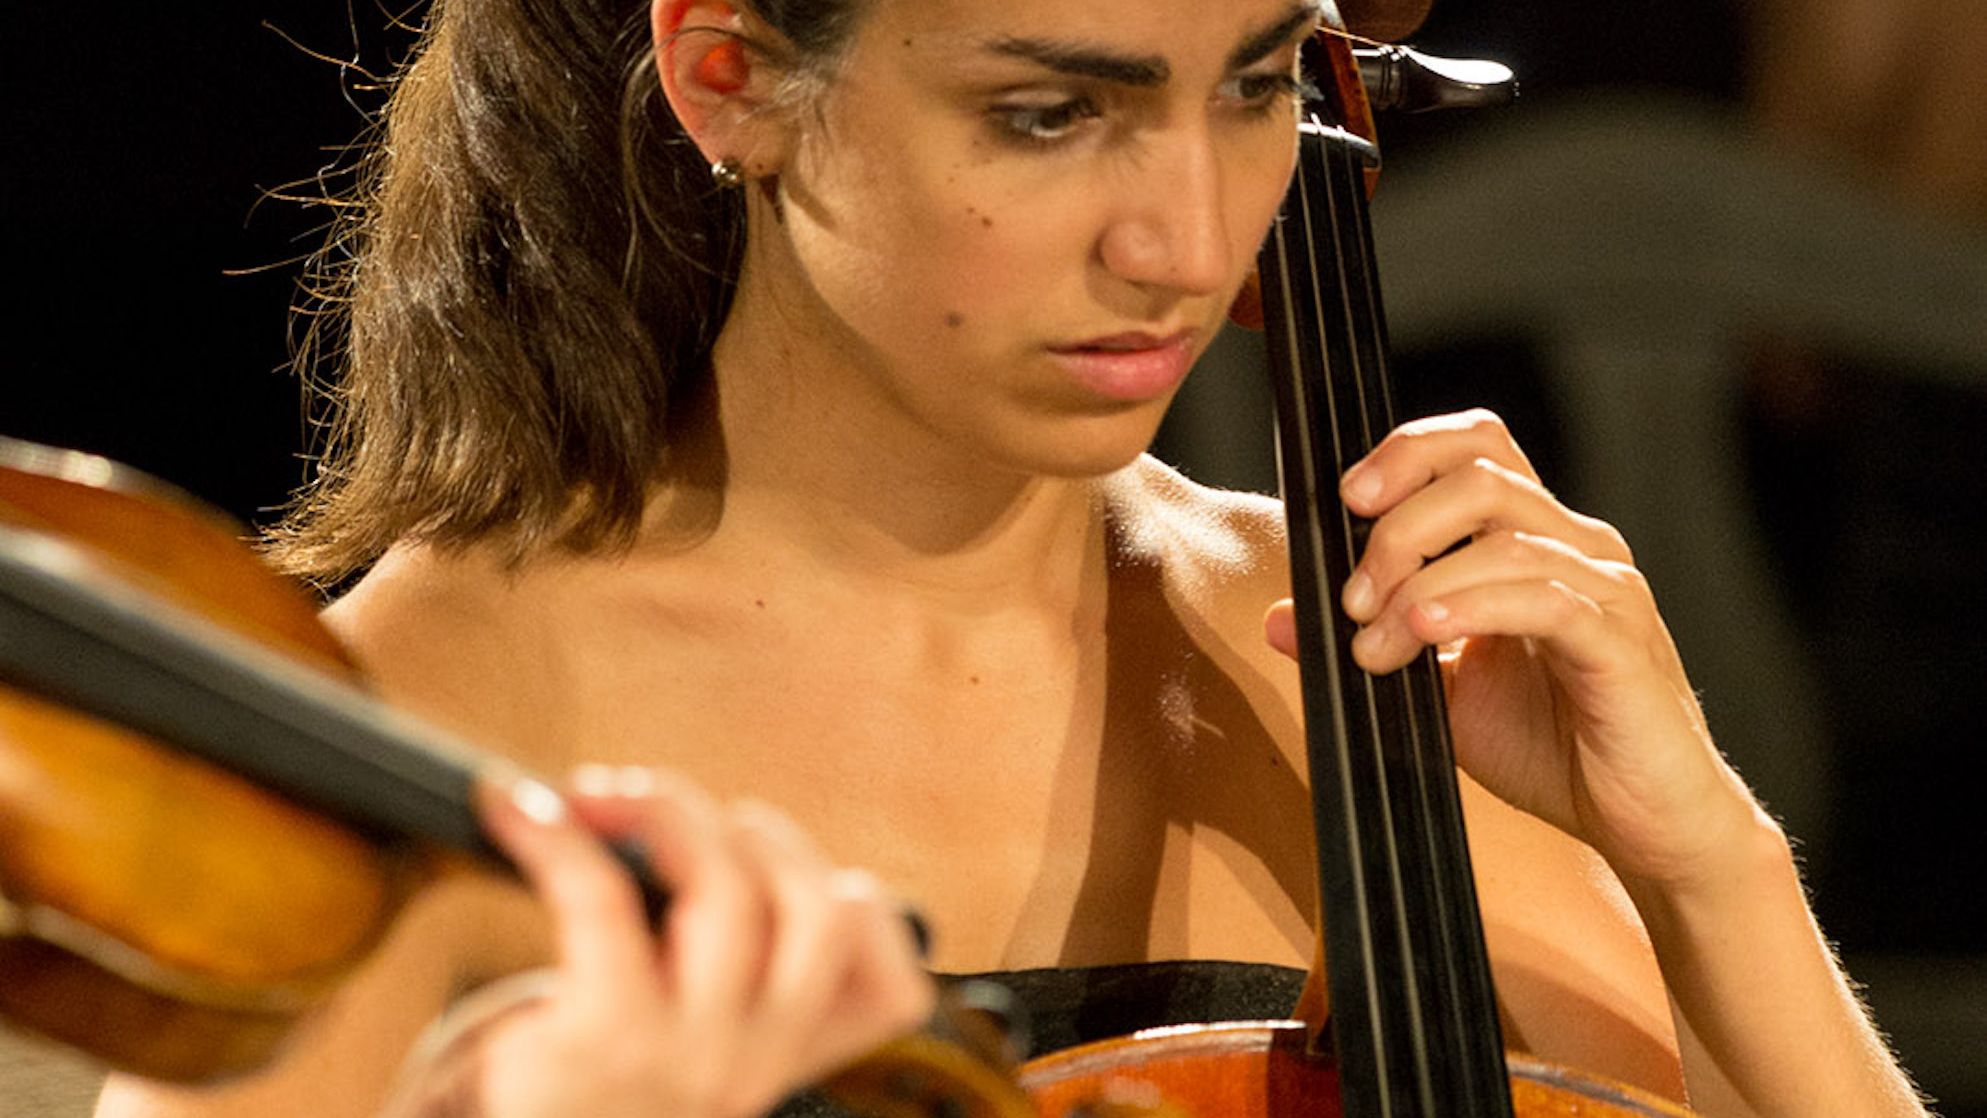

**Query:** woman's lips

left=1047, top=330, right=1198, bottom=403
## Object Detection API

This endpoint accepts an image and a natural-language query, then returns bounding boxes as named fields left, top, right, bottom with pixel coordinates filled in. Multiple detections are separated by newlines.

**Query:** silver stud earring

left=711, top=158, right=745, bottom=189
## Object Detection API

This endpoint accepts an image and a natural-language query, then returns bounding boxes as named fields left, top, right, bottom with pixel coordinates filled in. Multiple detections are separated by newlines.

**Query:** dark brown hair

left=266, top=0, right=863, bottom=585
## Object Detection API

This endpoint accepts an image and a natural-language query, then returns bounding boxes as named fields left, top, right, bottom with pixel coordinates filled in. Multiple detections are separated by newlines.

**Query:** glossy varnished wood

left=1020, top=1023, right=1695, bottom=1118
left=0, top=438, right=414, bottom=1081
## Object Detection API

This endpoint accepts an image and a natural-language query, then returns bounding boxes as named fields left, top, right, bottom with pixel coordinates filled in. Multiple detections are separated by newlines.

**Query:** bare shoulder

left=1104, top=454, right=1291, bottom=613
left=1102, top=456, right=1305, bottom=718
left=322, top=543, right=531, bottom=689
left=321, top=544, right=572, bottom=770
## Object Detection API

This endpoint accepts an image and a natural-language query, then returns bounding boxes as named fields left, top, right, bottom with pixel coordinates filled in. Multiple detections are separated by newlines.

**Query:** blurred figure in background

left=1740, top=0, right=1987, bottom=985
left=1751, top=0, right=1987, bottom=226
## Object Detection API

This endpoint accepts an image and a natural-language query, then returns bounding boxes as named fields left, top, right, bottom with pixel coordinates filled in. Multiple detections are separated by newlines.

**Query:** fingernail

left=571, top=764, right=657, bottom=799
left=1343, top=570, right=1376, bottom=619
left=511, top=778, right=567, bottom=826
left=614, top=766, right=657, bottom=797
left=1342, top=466, right=1383, bottom=508
left=571, top=764, right=617, bottom=797
left=1418, top=599, right=1451, bottom=625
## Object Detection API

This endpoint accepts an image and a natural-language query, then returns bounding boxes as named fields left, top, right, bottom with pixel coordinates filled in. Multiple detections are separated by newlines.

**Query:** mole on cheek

left=945, top=312, right=965, bottom=328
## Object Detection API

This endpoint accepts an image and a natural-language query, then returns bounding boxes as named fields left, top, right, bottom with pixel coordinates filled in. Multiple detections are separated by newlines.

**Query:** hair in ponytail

left=266, top=0, right=863, bottom=584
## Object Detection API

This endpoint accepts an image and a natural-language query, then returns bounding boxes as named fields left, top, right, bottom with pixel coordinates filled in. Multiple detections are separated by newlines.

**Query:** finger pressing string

left=473, top=775, right=656, bottom=1018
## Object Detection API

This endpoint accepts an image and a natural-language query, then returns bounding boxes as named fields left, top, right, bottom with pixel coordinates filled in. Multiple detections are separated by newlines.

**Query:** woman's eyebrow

left=983, top=36, right=1170, bottom=88
left=1228, top=3, right=1323, bottom=71
left=978, top=4, right=1321, bottom=89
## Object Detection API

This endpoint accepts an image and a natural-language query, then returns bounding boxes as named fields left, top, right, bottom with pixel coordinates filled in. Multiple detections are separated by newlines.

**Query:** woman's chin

left=992, top=409, right=1172, bottom=482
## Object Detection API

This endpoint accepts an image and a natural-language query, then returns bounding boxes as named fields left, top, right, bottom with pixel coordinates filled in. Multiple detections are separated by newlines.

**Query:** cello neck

left=1257, top=114, right=1514, bottom=1117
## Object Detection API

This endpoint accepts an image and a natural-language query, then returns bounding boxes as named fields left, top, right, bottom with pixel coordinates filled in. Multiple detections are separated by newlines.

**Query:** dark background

left=6, top=1, right=1985, bottom=1113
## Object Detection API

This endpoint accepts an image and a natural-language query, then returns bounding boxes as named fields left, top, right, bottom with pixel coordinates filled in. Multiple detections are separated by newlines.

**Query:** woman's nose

left=1096, top=130, right=1234, bottom=297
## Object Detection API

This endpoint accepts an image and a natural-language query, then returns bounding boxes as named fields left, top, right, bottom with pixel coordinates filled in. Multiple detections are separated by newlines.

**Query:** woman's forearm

left=1623, top=816, right=1928, bottom=1118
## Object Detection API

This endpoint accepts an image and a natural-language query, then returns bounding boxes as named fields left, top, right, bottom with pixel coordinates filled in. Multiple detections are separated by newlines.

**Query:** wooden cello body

left=1021, top=1024, right=1691, bottom=1118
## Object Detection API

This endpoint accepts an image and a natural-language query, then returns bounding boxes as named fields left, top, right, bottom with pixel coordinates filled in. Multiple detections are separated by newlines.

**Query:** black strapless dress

left=773, top=961, right=1306, bottom=1118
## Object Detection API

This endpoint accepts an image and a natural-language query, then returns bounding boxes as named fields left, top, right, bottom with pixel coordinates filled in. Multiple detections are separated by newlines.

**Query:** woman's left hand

left=1263, top=410, right=1768, bottom=892
left=379, top=768, right=934, bottom=1118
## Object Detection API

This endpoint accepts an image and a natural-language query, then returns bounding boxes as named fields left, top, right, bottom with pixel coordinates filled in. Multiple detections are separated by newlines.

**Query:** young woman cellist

left=94, top=0, right=1929, bottom=1115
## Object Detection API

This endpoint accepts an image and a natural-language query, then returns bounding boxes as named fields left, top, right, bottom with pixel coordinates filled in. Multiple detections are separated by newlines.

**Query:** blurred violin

left=0, top=436, right=675, bottom=1080
left=0, top=438, right=1043, bottom=1118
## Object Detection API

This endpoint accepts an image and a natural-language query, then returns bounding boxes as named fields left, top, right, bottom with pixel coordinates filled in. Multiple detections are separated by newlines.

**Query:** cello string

left=1327, top=122, right=1486, bottom=1104
left=1270, top=111, right=1520, bottom=1116
left=1332, top=126, right=1510, bottom=1106
left=1329, top=129, right=1480, bottom=1108
left=1275, top=122, right=1397, bottom=1106
left=1289, top=118, right=1429, bottom=1114
left=1279, top=121, right=1428, bottom=1115
left=1310, top=124, right=1440, bottom=1115
left=1320, top=124, right=1514, bottom=1115
left=1319, top=128, right=1452, bottom=1091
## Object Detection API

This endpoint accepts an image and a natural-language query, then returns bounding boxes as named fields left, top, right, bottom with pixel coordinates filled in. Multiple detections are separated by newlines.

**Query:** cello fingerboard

left=1259, top=121, right=1515, bottom=1118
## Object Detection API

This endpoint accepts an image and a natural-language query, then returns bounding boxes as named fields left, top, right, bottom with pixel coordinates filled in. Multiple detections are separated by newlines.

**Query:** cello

left=1015, top=4, right=1698, bottom=1116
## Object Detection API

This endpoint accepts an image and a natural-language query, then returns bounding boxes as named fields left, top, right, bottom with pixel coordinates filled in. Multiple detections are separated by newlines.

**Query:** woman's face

left=760, top=0, right=1318, bottom=478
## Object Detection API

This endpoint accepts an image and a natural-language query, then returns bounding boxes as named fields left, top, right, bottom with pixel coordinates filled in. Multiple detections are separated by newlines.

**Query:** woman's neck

left=650, top=255, right=1112, bottom=617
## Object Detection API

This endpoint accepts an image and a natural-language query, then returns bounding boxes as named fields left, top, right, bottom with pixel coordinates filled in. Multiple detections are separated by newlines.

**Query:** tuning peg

left=1353, top=46, right=1517, bottom=112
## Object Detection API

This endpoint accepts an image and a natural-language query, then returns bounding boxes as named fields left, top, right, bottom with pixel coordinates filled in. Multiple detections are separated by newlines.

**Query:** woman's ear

left=652, top=0, right=789, bottom=175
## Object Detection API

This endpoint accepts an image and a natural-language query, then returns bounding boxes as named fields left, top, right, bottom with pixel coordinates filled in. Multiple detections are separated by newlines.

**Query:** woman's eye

left=989, top=97, right=1101, bottom=145
left=1221, top=72, right=1320, bottom=113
